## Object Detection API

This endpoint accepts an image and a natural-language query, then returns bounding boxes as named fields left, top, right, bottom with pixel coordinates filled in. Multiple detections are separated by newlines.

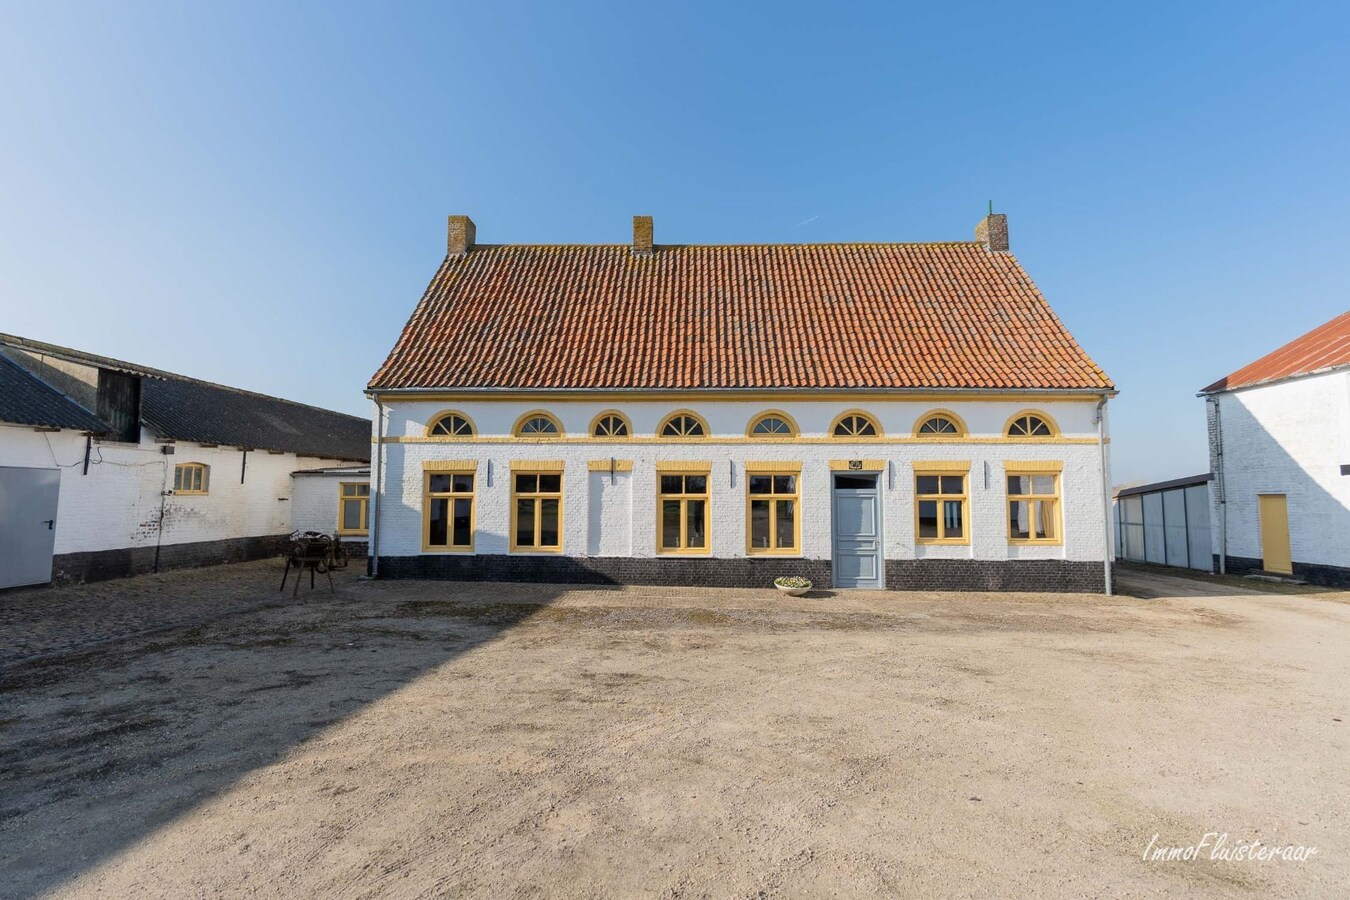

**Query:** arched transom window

left=592, top=413, right=630, bottom=438
left=428, top=412, right=475, bottom=437
left=832, top=413, right=878, bottom=437
left=748, top=412, right=798, bottom=437
left=659, top=413, right=706, bottom=437
left=917, top=415, right=961, bottom=436
left=515, top=412, right=562, bottom=437
left=1007, top=413, right=1055, bottom=437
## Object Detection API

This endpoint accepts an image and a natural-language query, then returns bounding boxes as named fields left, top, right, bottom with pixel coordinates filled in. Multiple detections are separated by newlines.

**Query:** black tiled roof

left=0, top=334, right=370, bottom=462
left=0, top=354, right=108, bottom=433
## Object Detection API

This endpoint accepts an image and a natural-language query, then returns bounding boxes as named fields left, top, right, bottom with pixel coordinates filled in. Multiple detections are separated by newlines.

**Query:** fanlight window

left=517, top=414, right=561, bottom=436
left=918, top=416, right=961, bottom=435
left=592, top=414, right=629, bottom=438
left=832, top=414, right=878, bottom=437
left=750, top=415, right=795, bottom=436
left=660, top=414, right=706, bottom=437
left=1007, top=414, right=1054, bottom=437
left=429, top=413, right=474, bottom=437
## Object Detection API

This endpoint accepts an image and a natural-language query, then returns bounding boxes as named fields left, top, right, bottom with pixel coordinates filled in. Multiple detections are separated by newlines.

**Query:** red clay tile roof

left=1201, top=310, right=1350, bottom=393
left=369, top=243, right=1113, bottom=392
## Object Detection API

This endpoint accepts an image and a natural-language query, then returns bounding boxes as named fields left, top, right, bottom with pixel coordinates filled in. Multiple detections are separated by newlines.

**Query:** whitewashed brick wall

left=0, top=423, right=350, bottom=553
left=1208, top=370, right=1350, bottom=567
left=372, top=398, right=1110, bottom=562
left=292, top=472, right=370, bottom=539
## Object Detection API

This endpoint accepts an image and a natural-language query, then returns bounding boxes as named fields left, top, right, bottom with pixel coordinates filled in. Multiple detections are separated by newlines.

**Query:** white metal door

left=0, top=466, right=61, bottom=589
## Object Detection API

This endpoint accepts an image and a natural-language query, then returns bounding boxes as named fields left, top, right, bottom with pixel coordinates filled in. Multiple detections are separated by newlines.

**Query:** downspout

left=1094, top=395, right=1113, bottom=595
left=1208, top=395, right=1226, bottom=574
left=368, top=397, right=386, bottom=578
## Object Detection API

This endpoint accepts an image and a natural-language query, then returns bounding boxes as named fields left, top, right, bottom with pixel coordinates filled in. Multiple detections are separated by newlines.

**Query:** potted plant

left=774, top=576, right=812, bottom=597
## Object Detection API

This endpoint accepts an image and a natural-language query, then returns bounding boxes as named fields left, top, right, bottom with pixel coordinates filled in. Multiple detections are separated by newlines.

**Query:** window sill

left=509, top=547, right=564, bottom=555
left=916, top=539, right=971, bottom=547
left=422, top=545, right=475, bottom=553
left=656, top=549, right=712, bottom=557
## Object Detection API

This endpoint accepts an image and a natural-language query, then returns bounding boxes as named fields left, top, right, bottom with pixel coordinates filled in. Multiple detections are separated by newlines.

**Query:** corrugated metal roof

left=0, top=354, right=108, bottom=433
left=369, top=242, right=1113, bottom=392
left=1201, top=310, right=1350, bottom=393
left=0, top=333, right=370, bottom=461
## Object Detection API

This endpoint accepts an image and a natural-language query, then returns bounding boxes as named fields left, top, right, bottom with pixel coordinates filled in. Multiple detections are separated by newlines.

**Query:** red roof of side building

left=1201, top=310, right=1350, bottom=394
left=369, top=240, right=1113, bottom=393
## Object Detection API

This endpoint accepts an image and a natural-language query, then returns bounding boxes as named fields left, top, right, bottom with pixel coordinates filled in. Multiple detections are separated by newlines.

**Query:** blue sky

left=1, top=1, right=1346, bottom=484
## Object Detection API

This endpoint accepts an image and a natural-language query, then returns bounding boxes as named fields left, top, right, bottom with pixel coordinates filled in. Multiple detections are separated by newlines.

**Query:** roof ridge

left=460, top=241, right=986, bottom=250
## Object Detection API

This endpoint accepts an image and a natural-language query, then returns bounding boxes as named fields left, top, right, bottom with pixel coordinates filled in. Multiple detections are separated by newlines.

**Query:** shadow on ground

left=0, top=564, right=574, bottom=897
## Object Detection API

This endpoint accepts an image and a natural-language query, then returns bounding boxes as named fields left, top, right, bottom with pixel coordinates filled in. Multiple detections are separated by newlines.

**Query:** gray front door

left=832, top=473, right=883, bottom=588
left=0, top=466, right=61, bottom=589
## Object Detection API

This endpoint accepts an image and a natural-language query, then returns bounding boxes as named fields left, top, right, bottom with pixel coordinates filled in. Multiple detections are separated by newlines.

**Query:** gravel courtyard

left=1, top=564, right=1346, bottom=898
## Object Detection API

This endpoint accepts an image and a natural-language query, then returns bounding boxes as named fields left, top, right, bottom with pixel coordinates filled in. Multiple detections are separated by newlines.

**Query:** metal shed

left=1113, top=474, right=1213, bottom=571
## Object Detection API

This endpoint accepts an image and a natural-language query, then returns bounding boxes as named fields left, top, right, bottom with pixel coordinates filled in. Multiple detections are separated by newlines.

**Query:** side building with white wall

left=0, top=333, right=370, bottom=587
left=364, top=213, right=1117, bottom=592
left=1200, top=310, right=1350, bottom=586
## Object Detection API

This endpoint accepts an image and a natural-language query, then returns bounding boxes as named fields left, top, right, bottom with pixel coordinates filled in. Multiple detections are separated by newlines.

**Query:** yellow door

left=1258, top=494, right=1293, bottom=575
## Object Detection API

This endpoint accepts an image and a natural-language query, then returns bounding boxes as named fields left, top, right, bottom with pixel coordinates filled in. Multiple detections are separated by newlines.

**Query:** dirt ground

left=1, top=564, right=1346, bottom=898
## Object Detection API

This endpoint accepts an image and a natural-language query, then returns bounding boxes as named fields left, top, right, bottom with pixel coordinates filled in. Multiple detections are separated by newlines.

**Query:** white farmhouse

left=365, top=214, right=1116, bottom=592
left=0, top=334, right=370, bottom=588
left=1200, top=310, right=1350, bottom=585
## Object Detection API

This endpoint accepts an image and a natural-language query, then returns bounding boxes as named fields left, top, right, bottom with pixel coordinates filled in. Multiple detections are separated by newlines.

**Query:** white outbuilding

left=1200, top=310, right=1350, bottom=586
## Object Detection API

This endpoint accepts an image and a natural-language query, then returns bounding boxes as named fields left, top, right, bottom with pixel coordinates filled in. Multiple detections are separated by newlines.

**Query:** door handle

left=44, top=519, right=54, bottom=530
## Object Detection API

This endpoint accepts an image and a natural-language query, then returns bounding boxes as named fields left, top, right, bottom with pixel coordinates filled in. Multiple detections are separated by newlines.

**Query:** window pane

left=661, top=500, right=681, bottom=548
left=430, top=420, right=448, bottom=436
left=539, top=499, right=560, bottom=547
left=429, top=474, right=452, bottom=493
left=749, top=499, right=771, bottom=548
left=661, top=421, right=680, bottom=436
left=834, top=474, right=875, bottom=489
left=940, top=475, right=964, bottom=494
left=1032, top=475, right=1056, bottom=495
left=918, top=500, right=939, bottom=538
left=515, top=474, right=537, bottom=493
left=1031, top=419, right=1051, bottom=436
left=1036, top=500, right=1056, bottom=539
left=341, top=500, right=363, bottom=531
left=428, top=498, right=449, bottom=546
left=775, top=500, right=795, bottom=548
left=453, top=498, right=472, bottom=546
left=748, top=475, right=772, bottom=495
left=660, top=475, right=683, bottom=494
left=856, top=419, right=876, bottom=436
left=685, top=500, right=706, bottom=548
left=452, top=473, right=474, bottom=493
left=773, top=475, right=796, bottom=494
left=1008, top=475, right=1029, bottom=495
left=515, top=499, right=535, bottom=546
left=538, top=474, right=561, bottom=493
left=684, top=474, right=707, bottom=493
left=173, top=468, right=183, bottom=491
left=453, top=416, right=471, bottom=435
left=916, top=475, right=940, bottom=495
left=943, top=500, right=964, bottom=538
left=1009, top=500, right=1031, bottom=539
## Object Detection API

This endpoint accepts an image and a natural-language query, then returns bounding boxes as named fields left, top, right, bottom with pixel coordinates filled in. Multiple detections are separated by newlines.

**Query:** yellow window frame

left=657, top=468, right=711, bottom=555
left=1006, top=467, right=1063, bottom=545
left=423, top=470, right=476, bottom=552
left=512, top=410, right=564, bottom=439
left=914, top=466, right=970, bottom=545
left=1004, top=409, right=1060, bottom=438
left=589, top=410, right=632, bottom=438
left=425, top=410, right=476, bottom=438
left=913, top=408, right=969, bottom=438
left=656, top=409, right=710, bottom=439
left=337, top=481, right=370, bottom=535
left=173, top=462, right=209, bottom=495
left=745, top=409, right=800, bottom=439
left=746, top=465, right=802, bottom=555
left=829, top=409, right=883, bottom=439
left=510, top=470, right=564, bottom=553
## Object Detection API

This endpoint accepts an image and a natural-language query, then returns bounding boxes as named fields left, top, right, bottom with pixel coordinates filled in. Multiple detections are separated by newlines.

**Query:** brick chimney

left=632, top=215, right=653, bottom=255
left=975, top=212, right=1009, bottom=252
left=447, top=215, right=476, bottom=255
